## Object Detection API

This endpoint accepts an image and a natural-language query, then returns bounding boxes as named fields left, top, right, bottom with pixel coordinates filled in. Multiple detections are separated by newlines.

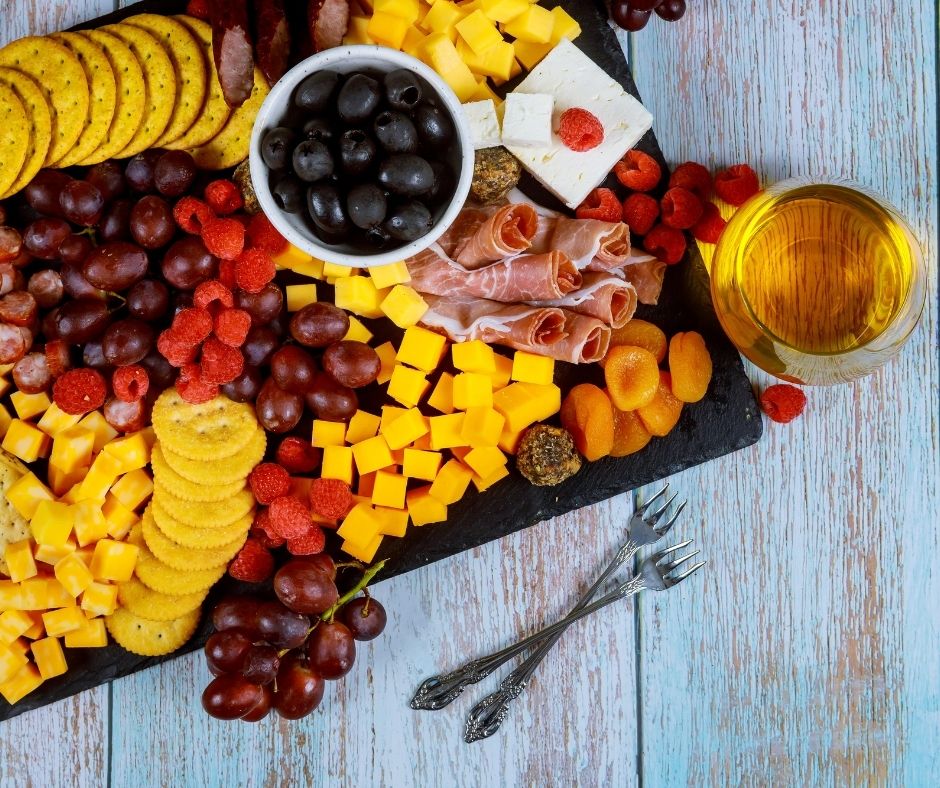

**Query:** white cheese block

left=500, top=92, right=554, bottom=148
left=503, top=39, right=654, bottom=209
left=462, top=99, right=502, bottom=150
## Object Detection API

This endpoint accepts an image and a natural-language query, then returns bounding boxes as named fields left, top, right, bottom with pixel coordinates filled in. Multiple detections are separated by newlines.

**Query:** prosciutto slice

left=406, top=248, right=581, bottom=302
left=528, top=216, right=631, bottom=270
left=444, top=204, right=539, bottom=269
left=548, top=311, right=611, bottom=364
left=529, top=273, right=638, bottom=328
left=620, top=254, right=667, bottom=305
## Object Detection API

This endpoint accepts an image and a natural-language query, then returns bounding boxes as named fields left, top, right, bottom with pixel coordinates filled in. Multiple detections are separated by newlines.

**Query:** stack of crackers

left=108, top=390, right=265, bottom=657
left=0, top=451, right=31, bottom=578
left=0, top=13, right=270, bottom=199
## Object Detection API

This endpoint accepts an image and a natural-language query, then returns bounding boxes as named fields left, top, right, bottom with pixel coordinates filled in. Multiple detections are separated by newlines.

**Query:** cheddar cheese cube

left=472, top=463, right=510, bottom=492
left=421, top=33, right=478, bottom=101
left=374, top=0, right=420, bottom=22
left=47, top=463, right=87, bottom=497
left=337, top=503, right=382, bottom=548
left=452, top=339, right=495, bottom=373
left=380, top=406, right=408, bottom=432
left=480, top=0, right=527, bottom=22
left=402, top=25, right=428, bottom=57
left=33, top=539, right=76, bottom=567
left=455, top=38, right=515, bottom=81
left=42, top=606, right=85, bottom=637
left=463, top=446, right=507, bottom=479
left=23, top=579, right=73, bottom=611
left=65, top=616, right=108, bottom=648
left=71, top=500, right=108, bottom=548
left=21, top=611, right=44, bottom=639
left=109, top=469, right=153, bottom=512
left=491, top=352, right=513, bottom=390
left=504, top=4, right=553, bottom=42
left=352, top=435, right=395, bottom=475
left=76, top=450, right=124, bottom=503
left=423, top=1, right=463, bottom=37
left=89, top=539, right=139, bottom=582
left=368, top=11, right=410, bottom=48
left=54, top=553, right=94, bottom=597
left=312, top=420, right=347, bottom=448
left=380, top=285, right=428, bottom=328
left=511, top=350, right=554, bottom=385
left=7, top=638, right=27, bottom=658
left=80, top=581, right=118, bottom=617
left=2, top=419, right=51, bottom=462
left=273, top=242, right=313, bottom=270
left=48, top=426, right=95, bottom=475
left=402, top=448, right=443, bottom=481
left=0, top=662, right=42, bottom=704
left=396, top=326, right=448, bottom=372
left=0, top=378, right=8, bottom=398
left=36, top=403, right=81, bottom=437
left=452, top=372, right=493, bottom=409
left=31, top=500, right=74, bottom=547
left=369, top=261, right=411, bottom=289
left=428, top=459, right=473, bottom=504
left=549, top=6, right=581, bottom=43
left=341, top=534, right=383, bottom=563
left=334, top=277, right=388, bottom=318
left=321, top=446, right=355, bottom=485
left=31, top=636, right=67, bottom=680
left=102, top=495, right=139, bottom=540
left=469, top=79, right=502, bottom=105
left=429, top=413, right=466, bottom=449
left=410, top=432, right=433, bottom=450
left=345, top=410, right=381, bottom=444
left=10, top=391, right=51, bottom=421
left=498, top=424, right=525, bottom=454
left=427, top=372, right=456, bottom=414
left=460, top=406, right=505, bottom=447
left=374, top=341, right=397, bottom=384
left=4, top=539, right=36, bottom=583
left=103, top=432, right=149, bottom=472
left=344, top=15, right=376, bottom=44
left=387, top=365, right=430, bottom=408
left=450, top=445, right=471, bottom=462
left=455, top=9, right=502, bottom=54
left=493, top=382, right=561, bottom=433
left=371, top=470, right=408, bottom=510
left=407, top=486, right=448, bottom=526
left=380, top=407, right=429, bottom=450
left=5, top=471, right=54, bottom=519
left=322, top=262, right=356, bottom=279
left=512, top=38, right=552, bottom=70
left=0, top=403, right=11, bottom=438
left=0, top=610, right=33, bottom=644
left=78, top=411, right=119, bottom=453
left=357, top=471, right=377, bottom=498
left=0, top=580, right=24, bottom=610
left=374, top=505, right=409, bottom=538
left=286, top=283, right=318, bottom=312
left=0, top=643, right=28, bottom=684
left=343, top=316, right=374, bottom=344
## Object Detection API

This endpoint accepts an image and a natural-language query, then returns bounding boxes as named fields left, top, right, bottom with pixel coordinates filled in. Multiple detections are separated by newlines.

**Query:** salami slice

left=210, top=0, right=255, bottom=108
left=255, top=0, right=290, bottom=84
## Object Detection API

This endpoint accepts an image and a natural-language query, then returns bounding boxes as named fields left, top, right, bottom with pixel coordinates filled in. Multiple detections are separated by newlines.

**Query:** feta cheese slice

left=462, top=99, right=502, bottom=149
left=500, top=92, right=553, bottom=148
left=503, top=39, right=654, bottom=208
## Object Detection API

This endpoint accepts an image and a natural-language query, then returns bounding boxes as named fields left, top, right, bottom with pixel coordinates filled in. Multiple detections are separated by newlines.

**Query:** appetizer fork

left=410, top=485, right=686, bottom=712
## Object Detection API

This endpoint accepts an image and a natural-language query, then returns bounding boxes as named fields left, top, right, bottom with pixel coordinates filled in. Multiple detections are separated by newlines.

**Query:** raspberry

left=194, top=279, right=234, bottom=311
left=217, top=258, right=237, bottom=290
left=185, top=0, right=211, bottom=21
left=276, top=436, right=322, bottom=474
left=759, top=384, right=806, bottom=424
left=213, top=307, right=252, bottom=347
left=575, top=188, right=622, bottom=222
left=171, top=307, right=213, bottom=345
left=176, top=363, right=218, bottom=404
left=643, top=224, right=687, bottom=265
left=250, top=525, right=285, bottom=550
left=199, top=337, right=244, bottom=385
left=308, top=477, right=354, bottom=520
left=52, top=368, right=107, bottom=415
left=228, top=538, right=274, bottom=583
left=614, top=150, right=662, bottom=192
left=44, top=339, right=71, bottom=378
left=267, top=495, right=313, bottom=540
left=660, top=187, right=704, bottom=230
left=557, top=107, right=604, bottom=152
left=246, top=213, right=288, bottom=255
left=112, top=365, right=149, bottom=402
left=714, top=164, right=760, bottom=206
left=234, top=248, right=276, bottom=294
left=200, top=217, right=245, bottom=260
left=203, top=179, right=243, bottom=215
left=287, top=527, right=326, bottom=556
left=249, top=463, right=293, bottom=505
left=173, top=196, right=214, bottom=234
left=669, top=162, right=712, bottom=200
left=622, top=193, right=659, bottom=236
left=692, top=202, right=727, bottom=244
left=157, top=329, right=198, bottom=368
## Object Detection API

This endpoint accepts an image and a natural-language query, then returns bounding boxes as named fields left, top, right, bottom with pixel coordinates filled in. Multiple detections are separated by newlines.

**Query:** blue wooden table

left=0, top=2, right=937, bottom=785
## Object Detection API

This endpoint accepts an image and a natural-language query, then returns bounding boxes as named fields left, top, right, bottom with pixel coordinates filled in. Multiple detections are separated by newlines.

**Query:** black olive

left=374, top=111, right=418, bottom=153
left=346, top=183, right=387, bottom=229
left=294, top=71, right=341, bottom=113
left=377, top=154, right=435, bottom=197
left=384, top=201, right=433, bottom=241
left=272, top=174, right=305, bottom=213
left=303, top=117, right=335, bottom=145
left=261, top=127, right=296, bottom=170
left=307, top=183, right=351, bottom=234
left=336, top=74, right=381, bottom=124
left=414, top=103, right=454, bottom=148
left=384, top=69, right=423, bottom=112
left=424, top=160, right=454, bottom=206
left=292, top=139, right=334, bottom=183
left=339, top=130, right=377, bottom=176
left=366, top=225, right=391, bottom=247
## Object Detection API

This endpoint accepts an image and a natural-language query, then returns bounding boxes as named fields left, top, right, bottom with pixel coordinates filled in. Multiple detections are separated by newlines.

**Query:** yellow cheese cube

left=374, top=341, right=397, bottom=384
left=103, top=432, right=150, bottom=472
left=273, top=242, right=313, bottom=270
left=31, top=636, right=67, bottom=680
left=47, top=463, right=88, bottom=497
left=322, top=261, right=356, bottom=279
left=471, top=463, right=510, bottom=492
left=455, top=9, right=502, bottom=53
left=469, top=79, right=502, bottom=105
left=422, top=33, right=478, bottom=101
left=498, top=424, right=524, bottom=454
left=80, top=581, right=118, bottom=617
left=371, top=470, right=407, bottom=509
left=54, top=553, right=94, bottom=597
left=21, top=611, right=44, bottom=639
left=512, top=38, right=551, bottom=70
left=340, top=534, right=383, bottom=563
left=487, top=353, right=511, bottom=391
left=0, top=662, right=42, bottom=704
left=343, top=316, right=374, bottom=344
left=334, top=277, right=388, bottom=318
left=369, top=11, right=411, bottom=47
left=5, top=471, right=55, bottom=519
left=375, top=0, right=420, bottom=21
left=286, top=283, right=318, bottom=311
left=345, top=410, right=381, bottom=444
left=407, top=485, right=448, bottom=525
left=77, top=411, right=119, bottom=453
left=65, top=616, right=108, bottom=648
left=410, top=432, right=433, bottom=450
left=452, top=340, right=495, bottom=373
left=374, top=505, right=409, bottom=537
left=102, top=495, right=139, bottom=540
left=402, top=448, right=443, bottom=480
left=33, top=539, right=76, bottom=566
left=2, top=419, right=51, bottom=462
left=41, top=606, right=85, bottom=637
left=511, top=350, right=554, bottom=385
left=387, top=365, right=430, bottom=408
left=109, top=469, right=153, bottom=512
left=423, top=0, right=463, bottom=35
left=71, top=500, right=109, bottom=547
left=463, top=446, right=506, bottom=478
left=49, top=426, right=95, bottom=475
left=8, top=638, right=28, bottom=658
left=337, top=502, right=382, bottom=548
left=493, top=382, right=561, bottom=433
left=0, top=580, right=24, bottom=610
left=76, top=450, right=124, bottom=503
left=549, top=6, right=581, bottom=43
left=397, top=326, right=448, bottom=373
left=380, top=285, right=428, bottom=329
left=456, top=38, right=515, bottom=80
left=31, top=500, right=75, bottom=547
left=352, top=435, right=395, bottom=475
left=402, top=24, right=428, bottom=57
left=369, top=261, right=411, bottom=289
left=380, top=407, right=429, bottom=450
left=452, top=372, right=493, bottom=409
left=344, top=15, right=376, bottom=44
left=0, top=610, right=33, bottom=644
left=480, top=0, right=527, bottom=22
left=321, top=446, right=355, bottom=485
left=0, top=643, right=28, bottom=684
left=0, top=377, right=8, bottom=398
left=10, top=391, right=51, bottom=421
left=4, top=539, right=36, bottom=583
left=357, top=471, right=377, bottom=498
left=428, top=459, right=473, bottom=504
left=36, top=403, right=81, bottom=437
left=390, top=447, right=405, bottom=465
left=427, top=372, right=455, bottom=414
left=504, top=4, right=553, bottom=42
left=450, top=444, right=472, bottom=461
left=380, top=406, right=408, bottom=432
left=460, top=406, right=505, bottom=447
left=429, top=412, right=466, bottom=449
left=88, top=539, right=139, bottom=582
left=0, top=402, right=12, bottom=438
left=312, top=420, right=347, bottom=448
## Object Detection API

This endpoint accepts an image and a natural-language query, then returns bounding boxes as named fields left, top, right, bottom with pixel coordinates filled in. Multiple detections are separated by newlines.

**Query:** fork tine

left=647, top=492, right=679, bottom=525
left=667, top=560, right=706, bottom=584
left=653, top=538, right=693, bottom=559
left=656, top=500, right=687, bottom=537
left=636, top=484, right=669, bottom=516
left=659, top=549, right=700, bottom=571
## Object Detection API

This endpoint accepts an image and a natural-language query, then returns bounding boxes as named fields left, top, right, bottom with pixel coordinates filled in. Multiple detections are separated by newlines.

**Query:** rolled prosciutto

left=620, top=254, right=667, bottom=305
left=529, top=273, right=638, bottom=328
left=548, top=310, right=611, bottom=364
left=529, top=216, right=632, bottom=271
left=444, top=204, right=539, bottom=269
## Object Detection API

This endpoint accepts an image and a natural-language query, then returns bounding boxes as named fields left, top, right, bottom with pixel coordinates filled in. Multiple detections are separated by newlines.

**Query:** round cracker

left=132, top=525, right=227, bottom=596
left=165, top=15, right=232, bottom=150
left=117, top=576, right=206, bottom=622
left=152, top=500, right=254, bottom=550
left=152, top=486, right=255, bottom=529
left=105, top=605, right=200, bottom=657
left=152, top=389, right=258, bottom=461
left=0, top=68, right=51, bottom=200
left=160, top=428, right=266, bottom=486
left=73, top=29, right=145, bottom=166
left=0, top=83, right=29, bottom=197
left=151, top=442, right=246, bottom=502
left=143, top=506, right=247, bottom=571
left=0, top=36, right=89, bottom=166
left=48, top=32, right=116, bottom=168
left=189, top=66, right=269, bottom=170
left=101, top=23, right=176, bottom=159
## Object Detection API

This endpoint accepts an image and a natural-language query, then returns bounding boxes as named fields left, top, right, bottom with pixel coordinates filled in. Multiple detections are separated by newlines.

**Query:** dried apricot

left=608, top=319, right=667, bottom=363
left=603, top=345, right=660, bottom=411
left=637, top=372, right=684, bottom=437
left=559, top=383, right=614, bottom=461
left=610, top=406, right=652, bottom=457
left=668, top=331, right=712, bottom=403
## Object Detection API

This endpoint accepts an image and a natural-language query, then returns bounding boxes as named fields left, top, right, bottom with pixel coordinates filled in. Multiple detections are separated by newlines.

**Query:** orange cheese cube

left=452, top=372, right=493, bottom=409
left=374, top=341, right=397, bottom=384
left=77, top=410, right=119, bottom=453
left=47, top=463, right=88, bottom=497
left=504, top=4, right=553, bottom=42
left=0, top=377, right=8, bottom=398
left=80, top=582, right=118, bottom=617
left=480, top=0, right=527, bottom=23
left=379, top=407, right=429, bottom=450
left=65, top=616, right=108, bottom=648
left=387, top=365, right=430, bottom=408
left=5, top=471, right=54, bottom=520
left=0, top=402, right=12, bottom=438
left=54, top=553, right=94, bottom=597
left=334, top=276, right=387, bottom=318
left=103, top=432, right=150, bottom=472
left=452, top=340, right=495, bottom=373
left=427, top=372, right=455, bottom=414
left=340, top=534, right=383, bottom=563
left=7, top=637, right=28, bottom=657
left=396, top=326, right=448, bottom=372
left=375, top=0, right=420, bottom=20
left=511, top=350, right=554, bottom=385
left=0, top=662, right=42, bottom=704
left=368, top=10, right=410, bottom=48
left=472, top=463, right=510, bottom=492
left=0, top=580, right=24, bottom=610
left=0, top=610, right=33, bottom=644
left=469, top=78, right=502, bottom=106
left=76, top=450, right=124, bottom=503
left=402, top=448, right=443, bottom=481
left=0, top=643, right=28, bottom=684
left=428, top=459, right=473, bottom=504
left=36, top=403, right=81, bottom=437
left=22, top=611, right=44, bottom=639
left=31, top=636, right=67, bottom=680
left=109, top=469, right=153, bottom=512
left=33, top=538, right=76, bottom=566
left=89, top=539, right=139, bottom=582
left=455, top=9, right=502, bottom=54
left=491, top=352, right=513, bottom=390
left=380, top=285, right=428, bottom=328
left=421, top=33, right=478, bottom=101
left=498, top=424, right=525, bottom=454
left=345, top=410, right=381, bottom=444
left=371, top=470, right=408, bottom=509
left=2, top=419, right=51, bottom=462
left=374, top=505, right=409, bottom=537
left=357, top=471, right=377, bottom=498
left=493, top=382, right=561, bottom=433
left=460, top=406, right=505, bottom=448
left=42, top=606, right=85, bottom=637
left=49, top=426, right=95, bottom=474
left=15, top=578, right=74, bottom=610
left=321, top=446, right=355, bottom=485
left=352, top=435, right=395, bottom=475
left=406, top=485, right=448, bottom=526
left=450, top=445, right=472, bottom=461
left=312, top=420, right=347, bottom=448
left=10, top=391, right=51, bottom=421
left=31, top=500, right=75, bottom=547
left=101, top=494, right=139, bottom=540
left=455, top=38, right=515, bottom=81
left=549, top=6, right=581, bottom=43
left=343, top=316, right=374, bottom=344
left=512, top=38, right=551, bottom=70
left=4, top=539, right=36, bottom=583
left=285, top=283, right=318, bottom=312
left=422, top=0, right=462, bottom=37
left=402, top=24, right=428, bottom=57
left=410, top=432, right=433, bottom=450
left=463, top=446, right=507, bottom=479
left=369, top=261, right=411, bottom=289
left=429, top=413, right=466, bottom=450
left=337, top=503, right=382, bottom=548
left=273, top=242, right=314, bottom=270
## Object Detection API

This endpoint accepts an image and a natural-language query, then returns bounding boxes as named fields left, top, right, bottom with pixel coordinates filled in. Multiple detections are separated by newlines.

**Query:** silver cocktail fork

left=410, top=485, right=685, bottom=712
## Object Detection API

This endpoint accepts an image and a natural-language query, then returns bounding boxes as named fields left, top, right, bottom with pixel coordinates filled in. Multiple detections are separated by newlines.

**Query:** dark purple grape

left=307, top=621, right=356, bottom=680
left=305, top=374, right=357, bottom=422
left=27, top=269, right=64, bottom=309
left=57, top=234, right=94, bottom=265
left=270, top=345, right=319, bottom=394
left=139, top=349, right=176, bottom=390
left=289, top=302, right=348, bottom=347
left=25, top=169, right=73, bottom=216
left=211, top=598, right=311, bottom=649
left=0, top=227, right=22, bottom=265
left=204, top=629, right=253, bottom=674
left=82, top=242, right=149, bottom=291
left=255, top=379, right=304, bottom=433
left=161, top=236, right=218, bottom=290
left=126, top=279, right=170, bottom=321
left=242, top=644, right=280, bottom=685
left=59, top=180, right=104, bottom=225
left=654, top=0, right=686, bottom=20
left=612, top=1, right=652, bottom=30
left=61, top=262, right=105, bottom=301
left=220, top=366, right=264, bottom=403
left=241, top=325, right=280, bottom=366
left=23, top=218, right=71, bottom=260
left=154, top=150, right=196, bottom=197
left=54, top=298, right=111, bottom=343
left=240, top=684, right=273, bottom=722
left=273, top=559, right=339, bottom=615
left=124, top=150, right=162, bottom=193
left=322, top=341, right=380, bottom=388
left=0, top=291, right=37, bottom=327
left=85, top=161, right=126, bottom=201
left=98, top=199, right=133, bottom=242
left=236, top=284, right=283, bottom=326
left=202, top=675, right=265, bottom=721
left=101, top=318, right=154, bottom=366
left=339, top=597, right=387, bottom=641
left=299, top=553, right=336, bottom=580
left=273, top=653, right=324, bottom=720
left=82, top=338, right=108, bottom=371
left=630, top=0, right=664, bottom=9
left=130, top=195, right=175, bottom=249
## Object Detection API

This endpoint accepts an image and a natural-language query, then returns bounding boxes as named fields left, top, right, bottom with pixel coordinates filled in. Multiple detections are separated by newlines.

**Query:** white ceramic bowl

left=250, top=46, right=473, bottom=268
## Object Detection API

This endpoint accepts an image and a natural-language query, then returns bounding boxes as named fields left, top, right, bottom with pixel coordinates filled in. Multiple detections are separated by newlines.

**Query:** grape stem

left=322, top=559, right=387, bottom=622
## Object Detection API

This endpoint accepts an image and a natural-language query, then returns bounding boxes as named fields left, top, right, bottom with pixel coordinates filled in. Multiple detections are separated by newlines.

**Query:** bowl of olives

left=250, top=46, right=474, bottom=267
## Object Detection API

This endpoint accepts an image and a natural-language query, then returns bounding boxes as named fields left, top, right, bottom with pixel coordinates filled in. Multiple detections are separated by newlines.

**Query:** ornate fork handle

left=410, top=540, right=640, bottom=711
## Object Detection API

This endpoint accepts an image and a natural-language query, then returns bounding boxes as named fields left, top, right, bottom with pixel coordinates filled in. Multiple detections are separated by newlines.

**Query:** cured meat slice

left=255, top=0, right=290, bottom=84
left=530, top=216, right=631, bottom=271
left=529, top=273, right=637, bottom=328
left=448, top=204, right=538, bottom=269
left=309, top=0, right=350, bottom=52
left=210, top=0, right=254, bottom=108
left=619, top=254, right=666, bottom=305
left=549, top=310, right=611, bottom=364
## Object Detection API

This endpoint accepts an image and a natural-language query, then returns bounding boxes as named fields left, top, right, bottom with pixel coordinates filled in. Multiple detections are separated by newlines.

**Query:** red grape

left=630, top=0, right=664, bottom=9
left=12, top=352, right=52, bottom=394
left=0, top=291, right=38, bottom=327
left=220, top=366, right=264, bottom=403
left=241, top=325, right=280, bottom=367
left=255, top=379, right=304, bottom=433
left=339, top=597, right=387, bottom=641
left=59, top=180, right=104, bottom=226
left=211, top=597, right=312, bottom=650
left=82, top=338, right=108, bottom=371
left=124, top=150, right=161, bottom=193
left=273, top=653, right=324, bottom=720
left=44, top=339, right=71, bottom=377
left=103, top=396, right=147, bottom=433
left=289, top=303, right=349, bottom=347
left=25, top=169, right=72, bottom=216
left=270, top=345, right=319, bottom=394
left=23, top=218, right=71, bottom=260
left=240, top=684, right=273, bottom=722
left=126, top=278, right=170, bottom=321
left=322, top=341, right=380, bottom=388
left=612, top=2, right=651, bottom=30
left=54, top=298, right=111, bottom=343
left=205, top=629, right=253, bottom=675
left=82, top=242, right=149, bottom=291
left=85, top=161, right=125, bottom=201
left=98, top=199, right=133, bottom=243
left=139, top=349, right=176, bottom=390
left=0, top=263, right=22, bottom=297
left=28, top=270, right=63, bottom=309
left=242, top=643, right=280, bottom=685
left=0, top=323, right=30, bottom=364
left=305, top=373, right=358, bottom=422
left=161, top=236, right=218, bottom=290
left=299, top=553, right=336, bottom=580
left=202, top=674, right=265, bottom=720
left=273, top=559, right=339, bottom=615
left=61, top=262, right=105, bottom=301
left=154, top=150, right=196, bottom=197
left=307, top=622, right=356, bottom=680
left=130, top=195, right=175, bottom=249
left=654, top=0, right=686, bottom=20
left=58, top=234, right=94, bottom=266
left=101, top=318, right=155, bottom=366
left=236, top=284, right=284, bottom=326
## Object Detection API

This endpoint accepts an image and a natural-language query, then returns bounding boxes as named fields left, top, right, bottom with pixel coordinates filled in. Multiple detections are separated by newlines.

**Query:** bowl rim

left=249, top=45, right=473, bottom=269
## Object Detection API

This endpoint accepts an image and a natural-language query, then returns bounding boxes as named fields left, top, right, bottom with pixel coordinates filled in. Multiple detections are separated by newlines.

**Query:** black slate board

left=0, top=0, right=761, bottom=721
